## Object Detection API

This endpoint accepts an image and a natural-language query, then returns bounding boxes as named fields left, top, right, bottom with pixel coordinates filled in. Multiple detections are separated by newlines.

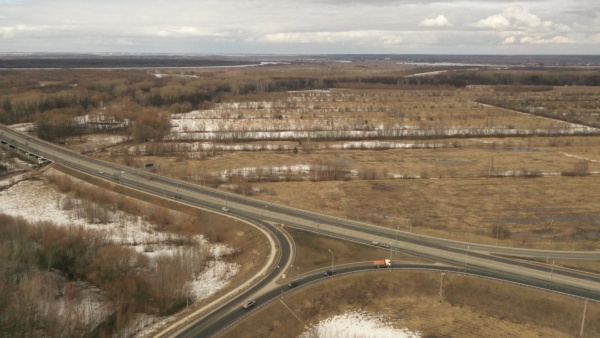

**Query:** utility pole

left=395, top=226, right=399, bottom=255
left=496, top=224, right=499, bottom=246
left=464, top=246, right=469, bottom=276
left=439, top=272, right=446, bottom=300
left=546, top=239, right=551, bottom=264
left=580, top=299, right=588, bottom=337
left=328, top=249, right=334, bottom=278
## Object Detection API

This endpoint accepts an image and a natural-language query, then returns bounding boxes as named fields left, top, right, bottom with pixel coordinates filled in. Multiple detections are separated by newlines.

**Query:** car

left=288, top=280, right=300, bottom=288
left=146, top=177, right=153, bottom=181
left=242, top=300, right=256, bottom=309
left=324, top=270, right=334, bottom=276
left=379, top=243, right=391, bottom=249
left=221, top=207, right=230, bottom=212
left=173, top=194, right=181, bottom=199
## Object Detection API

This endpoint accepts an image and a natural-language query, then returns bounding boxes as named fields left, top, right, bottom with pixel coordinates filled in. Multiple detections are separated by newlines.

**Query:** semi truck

left=374, top=259, right=392, bottom=268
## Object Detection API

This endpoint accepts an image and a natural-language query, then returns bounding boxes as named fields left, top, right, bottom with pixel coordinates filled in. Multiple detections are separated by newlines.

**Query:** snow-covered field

left=299, top=311, right=420, bottom=338
left=0, top=176, right=239, bottom=336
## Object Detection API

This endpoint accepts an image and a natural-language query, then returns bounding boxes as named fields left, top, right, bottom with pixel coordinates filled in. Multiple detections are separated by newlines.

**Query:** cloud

left=0, top=0, right=597, bottom=54
left=420, top=15, right=452, bottom=27
left=520, top=35, right=573, bottom=44
left=0, top=24, right=45, bottom=38
left=154, top=27, right=224, bottom=38
left=471, top=14, right=510, bottom=29
left=261, top=30, right=403, bottom=45
left=469, top=4, right=579, bottom=49
left=502, top=36, right=516, bottom=44
left=504, top=5, right=549, bottom=28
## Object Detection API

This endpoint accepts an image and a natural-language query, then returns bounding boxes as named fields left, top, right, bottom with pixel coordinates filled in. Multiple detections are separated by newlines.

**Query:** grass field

left=225, top=271, right=599, bottom=338
left=114, top=142, right=600, bottom=251
left=78, top=85, right=600, bottom=252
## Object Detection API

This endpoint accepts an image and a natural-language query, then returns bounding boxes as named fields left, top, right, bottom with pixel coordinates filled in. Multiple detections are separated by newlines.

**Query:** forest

left=1, top=66, right=599, bottom=143
left=0, top=172, right=217, bottom=336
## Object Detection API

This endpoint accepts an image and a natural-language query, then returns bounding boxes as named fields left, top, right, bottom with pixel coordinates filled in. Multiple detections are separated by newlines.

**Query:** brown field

left=71, top=84, right=600, bottom=253
left=90, top=136, right=600, bottom=251
left=283, top=227, right=429, bottom=279
left=224, top=271, right=600, bottom=338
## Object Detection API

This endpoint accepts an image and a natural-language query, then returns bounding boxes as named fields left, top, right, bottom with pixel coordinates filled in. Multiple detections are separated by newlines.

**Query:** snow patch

left=299, top=310, right=420, bottom=338
left=0, top=177, right=240, bottom=336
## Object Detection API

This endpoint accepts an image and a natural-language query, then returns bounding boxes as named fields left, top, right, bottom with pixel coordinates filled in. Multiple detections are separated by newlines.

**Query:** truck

left=374, top=259, right=392, bottom=268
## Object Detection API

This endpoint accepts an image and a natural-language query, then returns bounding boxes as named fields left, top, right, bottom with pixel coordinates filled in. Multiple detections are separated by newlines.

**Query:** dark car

left=288, top=280, right=300, bottom=288
left=174, top=194, right=181, bottom=199
left=324, top=270, right=334, bottom=276
left=242, top=300, right=256, bottom=309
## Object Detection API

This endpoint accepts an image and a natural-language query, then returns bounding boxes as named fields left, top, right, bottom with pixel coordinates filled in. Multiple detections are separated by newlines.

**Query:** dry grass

left=283, top=227, right=426, bottom=279
left=76, top=86, right=600, bottom=252
left=225, top=271, right=598, bottom=338
left=224, top=227, right=599, bottom=337
left=256, top=175, right=600, bottom=250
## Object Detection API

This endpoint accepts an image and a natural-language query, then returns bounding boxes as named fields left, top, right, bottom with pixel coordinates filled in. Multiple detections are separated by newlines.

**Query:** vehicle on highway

left=374, top=259, right=392, bottom=268
left=288, top=280, right=300, bottom=288
left=323, top=270, right=334, bottom=276
left=242, top=300, right=256, bottom=309
left=174, top=194, right=181, bottom=199
left=221, top=207, right=230, bottom=212
left=372, top=241, right=390, bottom=249
left=146, top=177, right=153, bottom=181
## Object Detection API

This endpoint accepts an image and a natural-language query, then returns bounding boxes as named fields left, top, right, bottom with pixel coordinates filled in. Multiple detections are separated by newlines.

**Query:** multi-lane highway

left=2, top=124, right=600, bottom=337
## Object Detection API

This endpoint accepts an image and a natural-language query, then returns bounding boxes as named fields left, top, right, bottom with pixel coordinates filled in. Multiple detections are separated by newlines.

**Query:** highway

left=2, top=124, right=600, bottom=337
left=182, top=262, right=600, bottom=338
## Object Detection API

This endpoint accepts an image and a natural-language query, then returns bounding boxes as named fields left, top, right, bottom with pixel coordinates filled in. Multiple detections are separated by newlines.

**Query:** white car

left=221, top=207, right=230, bottom=212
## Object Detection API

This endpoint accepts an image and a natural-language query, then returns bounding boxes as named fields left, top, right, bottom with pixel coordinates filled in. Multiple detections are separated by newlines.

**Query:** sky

left=0, top=0, right=599, bottom=55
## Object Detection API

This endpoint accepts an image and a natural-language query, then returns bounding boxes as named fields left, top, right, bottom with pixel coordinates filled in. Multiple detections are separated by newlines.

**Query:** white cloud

left=471, top=14, right=510, bottom=29
left=502, top=36, right=516, bottom=44
left=520, top=35, right=573, bottom=44
left=0, top=24, right=46, bottom=38
left=154, top=27, right=224, bottom=38
left=504, top=5, right=546, bottom=28
left=262, top=30, right=401, bottom=44
left=420, top=15, right=452, bottom=27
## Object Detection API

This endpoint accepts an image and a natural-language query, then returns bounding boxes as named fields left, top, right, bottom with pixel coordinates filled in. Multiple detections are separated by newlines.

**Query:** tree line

left=1, top=67, right=598, bottom=142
